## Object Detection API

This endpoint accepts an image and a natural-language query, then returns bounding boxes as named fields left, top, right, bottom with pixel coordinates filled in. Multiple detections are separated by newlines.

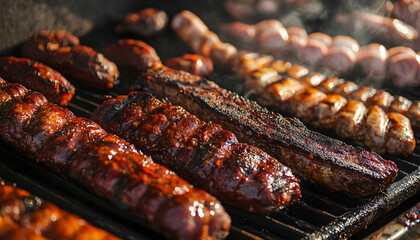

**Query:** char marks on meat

left=0, top=80, right=231, bottom=240
left=0, top=56, right=75, bottom=106
left=21, top=30, right=119, bottom=89
left=92, top=91, right=301, bottom=214
left=132, top=67, right=398, bottom=198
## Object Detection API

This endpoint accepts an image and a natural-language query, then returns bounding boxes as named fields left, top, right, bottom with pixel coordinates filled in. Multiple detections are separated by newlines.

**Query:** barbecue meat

left=132, top=67, right=398, bottom=198
left=0, top=56, right=75, bottom=105
left=21, top=30, right=119, bottom=89
left=0, top=80, right=231, bottom=240
left=0, top=182, right=120, bottom=240
left=165, top=53, right=214, bottom=77
left=92, top=91, right=301, bottom=214
left=103, top=39, right=162, bottom=75
left=115, top=8, right=168, bottom=37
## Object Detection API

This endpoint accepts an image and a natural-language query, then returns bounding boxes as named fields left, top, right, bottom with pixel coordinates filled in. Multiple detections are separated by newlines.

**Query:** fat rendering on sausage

left=21, top=30, right=119, bottom=89
left=0, top=56, right=75, bottom=106
left=92, top=91, right=301, bottom=214
left=170, top=10, right=417, bottom=155
left=0, top=78, right=231, bottom=240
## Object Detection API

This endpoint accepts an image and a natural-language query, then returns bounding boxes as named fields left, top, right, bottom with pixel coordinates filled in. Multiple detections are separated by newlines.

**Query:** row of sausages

left=226, top=18, right=420, bottom=87
left=0, top=77, right=231, bottom=240
left=170, top=10, right=417, bottom=156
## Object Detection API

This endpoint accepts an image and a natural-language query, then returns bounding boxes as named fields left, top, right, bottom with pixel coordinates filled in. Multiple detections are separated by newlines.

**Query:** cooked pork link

left=132, top=67, right=398, bottom=197
left=225, top=21, right=420, bottom=133
left=92, top=91, right=301, bottom=214
left=0, top=78, right=231, bottom=240
left=227, top=18, right=420, bottom=87
left=0, top=183, right=120, bottom=240
left=244, top=56, right=415, bottom=156
left=21, top=30, right=119, bottom=89
left=171, top=10, right=416, bottom=154
left=0, top=56, right=75, bottom=106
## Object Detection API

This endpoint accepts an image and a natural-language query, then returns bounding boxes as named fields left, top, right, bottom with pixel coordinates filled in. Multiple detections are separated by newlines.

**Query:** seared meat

left=0, top=182, right=120, bottom=240
left=263, top=77, right=415, bottom=155
left=226, top=18, right=420, bottom=87
left=92, top=91, right=301, bottom=214
left=0, top=56, right=75, bottom=105
left=21, top=30, right=119, bottom=89
left=115, top=8, right=168, bottom=37
left=132, top=67, right=398, bottom=198
left=171, top=10, right=417, bottom=154
left=0, top=80, right=231, bottom=240
left=103, top=39, right=162, bottom=75
left=165, top=53, right=214, bottom=77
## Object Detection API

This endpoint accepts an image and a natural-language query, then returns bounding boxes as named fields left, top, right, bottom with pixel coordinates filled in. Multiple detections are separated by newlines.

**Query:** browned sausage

left=0, top=56, right=75, bottom=105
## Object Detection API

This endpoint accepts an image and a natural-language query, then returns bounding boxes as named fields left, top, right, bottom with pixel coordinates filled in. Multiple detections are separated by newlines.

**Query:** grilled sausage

left=0, top=182, right=120, bottom=240
left=332, top=11, right=419, bottom=43
left=92, top=91, right=301, bottom=214
left=387, top=46, right=420, bottom=87
left=133, top=66, right=399, bottom=197
left=103, top=39, right=162, bottom=75
left=225, top=18, right=420, bottom=86
left=165, top=53, right=214, bottom=77
left=115, top=8, right=168, bottom=37
left=0, top=80, right=231, bottom=240
left=355, top=43, right=389, bottom=83
left=0, top=56, right=75, bottom=105
left=254, top=19, right=289, bottom=53
left=171, top=10, right=415, bottom=153
left=21, top=30, right=119, bottom=89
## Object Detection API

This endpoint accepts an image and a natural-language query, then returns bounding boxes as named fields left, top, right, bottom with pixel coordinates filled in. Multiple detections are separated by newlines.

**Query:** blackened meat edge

left=132, top=67, right=398, bottom=198
left=0, top=78, right=231, bottom=240
left=92, top=91, right=301, bottom=214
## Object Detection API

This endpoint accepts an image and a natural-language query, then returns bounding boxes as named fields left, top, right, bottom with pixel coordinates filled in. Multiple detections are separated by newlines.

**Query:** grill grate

left=1, top=1, right=420, bottom=238
left=1, top=70, right=417, bottom=240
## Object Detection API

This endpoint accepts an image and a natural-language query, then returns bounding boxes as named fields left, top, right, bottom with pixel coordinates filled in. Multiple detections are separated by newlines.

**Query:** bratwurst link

left=0, top=56, right=75, bottom=106
left=92, top=91, right=301, bottom=214
left=21, top=30, right=119, bottom=89
left=0, top=77, right=231, bottom=240
left=132, top=67, right=398, bottom=198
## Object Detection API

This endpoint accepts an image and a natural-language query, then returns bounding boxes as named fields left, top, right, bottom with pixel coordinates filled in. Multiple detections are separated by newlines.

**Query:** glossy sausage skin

left=0, top=182, right=120, bottom=240
left=0, top=80, right=231, bottom=240
left=21, top=30, right=119, bottom=89
left=103, top=39, right=163, bottom=75
left=165, top=54, right=214, bottom=77
left=92, top=91, right=301, bottom=214
left=0, top=56, right=75, bottom=105
left=133, top=67, right=398, bottom=198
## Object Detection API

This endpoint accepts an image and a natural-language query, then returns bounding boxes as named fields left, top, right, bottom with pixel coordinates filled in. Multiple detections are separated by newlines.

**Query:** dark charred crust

left=93, top=91, right=301, bottom=214
left=134, top=67, right=398, bottom=197
left=0, top=80, right=231, bottom=239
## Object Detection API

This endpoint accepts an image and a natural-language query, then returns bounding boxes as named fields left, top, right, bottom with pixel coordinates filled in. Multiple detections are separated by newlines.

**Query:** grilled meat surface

left=21, top=30, right=119, bottom=89
left=171, top=10, right=417, bottom=154
left=0, top=56, right=75, bottom=106
left=103, top=39, right=163, bottom=76
left=115, top=8, right=168, bottom=37
left=132, top=67, right=398, bottom=198
left=0, top=79, right=231, bottom=240
left=165, top=53, right=214, bottom=77
left=0, top=181, right=120, bottom=240
left=92, top=91, right=301, bottom=214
